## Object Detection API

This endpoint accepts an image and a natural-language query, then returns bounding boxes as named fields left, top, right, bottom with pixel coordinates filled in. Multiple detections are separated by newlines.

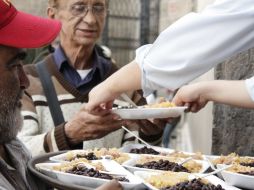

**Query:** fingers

left=172, top=95, right=184, bottom=107
left=95, top=180, right=123, bottom=190
left=138, top=119, right=164, bottom=135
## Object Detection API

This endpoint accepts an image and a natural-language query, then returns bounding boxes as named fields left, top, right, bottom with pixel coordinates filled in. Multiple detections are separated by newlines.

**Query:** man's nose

left=18, top=66, right=30, bottom=89
left=82, top=9, right=97, bottom=24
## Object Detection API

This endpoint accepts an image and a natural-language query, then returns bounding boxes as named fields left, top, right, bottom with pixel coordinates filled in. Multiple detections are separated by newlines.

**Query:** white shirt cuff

left=135, top=44, right=156, bottom=97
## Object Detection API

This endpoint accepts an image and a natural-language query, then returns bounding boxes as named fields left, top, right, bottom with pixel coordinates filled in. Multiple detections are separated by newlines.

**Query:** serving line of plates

left=35, top=144, right=252, bottom=190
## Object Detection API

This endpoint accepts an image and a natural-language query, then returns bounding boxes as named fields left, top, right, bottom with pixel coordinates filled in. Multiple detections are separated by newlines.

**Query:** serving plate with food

left=211, top=153, right=254, bottom=166
left=120, top=144, right=205, bottom=161
left=112, top=101, right=187, bottom=119
left=122, top=154, right=209, bottom=174
left=36, top=159, right=143, bottom=189
left=134, top=171, right=240, bottom=190
left=119, top=144, right=174, bottom=155
left=216, top=163, right=254, bottom=189
left=49, top=148, right=131, bottom=164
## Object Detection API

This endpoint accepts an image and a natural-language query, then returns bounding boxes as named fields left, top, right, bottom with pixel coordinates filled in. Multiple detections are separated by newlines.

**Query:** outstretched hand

left=86, top=81, right=120, bottom=113
left=172, top=83, right=208, bottom=113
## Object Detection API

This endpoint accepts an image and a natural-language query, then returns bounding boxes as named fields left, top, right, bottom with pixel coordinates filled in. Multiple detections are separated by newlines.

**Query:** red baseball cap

left=0, top=0, right=61, bottom=48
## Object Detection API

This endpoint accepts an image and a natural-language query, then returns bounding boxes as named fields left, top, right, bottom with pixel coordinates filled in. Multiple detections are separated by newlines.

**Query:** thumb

left=172, top=95, right=183, bottom=106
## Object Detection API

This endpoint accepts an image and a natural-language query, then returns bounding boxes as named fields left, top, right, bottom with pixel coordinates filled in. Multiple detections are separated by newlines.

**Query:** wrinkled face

left=0, top=46, right=30, bottom=143
left=53, top=0, right=107, bottom=47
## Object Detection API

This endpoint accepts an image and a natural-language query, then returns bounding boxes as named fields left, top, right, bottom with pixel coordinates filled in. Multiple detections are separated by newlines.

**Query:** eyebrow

left=6, top=51, right=27, bottom=67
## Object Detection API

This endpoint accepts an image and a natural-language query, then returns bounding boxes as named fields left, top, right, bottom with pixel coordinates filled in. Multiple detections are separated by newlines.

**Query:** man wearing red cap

left=0, top=1, right=122, bottom=189
left=0, top=0, right=60, bottom=189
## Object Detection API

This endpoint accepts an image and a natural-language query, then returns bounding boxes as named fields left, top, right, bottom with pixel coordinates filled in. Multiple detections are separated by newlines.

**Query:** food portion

left=65, top=148, right=130, bottom=164
left=226, top=164, right=254, bottom=176
left=160, top=178, right=225, bottom=190
left=146, top=172, right=189, bottom=189
left=53, top=159, right=105, bottom=172
left=135, top=159, right=189, bottom=172
left=54, top=162, right=129, bottom=182
left=145, top=172, right=225, bottom=190
left=135, top=155, right=202, bottom=173
left=66, top=164, right=129, bottom=182
left=66, top=152, right=100, bottom=161
left=213, top=153, right=254, bottom=176
left=144, top=101, right=176, bottom=108
left=130, top=146, right=160, bottom=155
left=167, top=151, right=204, bottom=160
left=212, top=153, right=254, bottom=166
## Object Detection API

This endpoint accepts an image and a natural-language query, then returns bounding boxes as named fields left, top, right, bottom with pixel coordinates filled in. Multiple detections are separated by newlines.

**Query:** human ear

left=47, top=7, right=56, bottom=19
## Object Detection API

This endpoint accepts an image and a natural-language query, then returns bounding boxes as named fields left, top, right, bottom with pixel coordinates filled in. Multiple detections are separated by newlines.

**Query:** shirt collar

left=53, top=45, right=68, bottom=70
left=53, top=45, right=107, bottom=80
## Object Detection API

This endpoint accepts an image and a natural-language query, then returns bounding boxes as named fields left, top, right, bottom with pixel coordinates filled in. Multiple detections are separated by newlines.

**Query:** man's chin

left=74, top=37, right=97, bottom=46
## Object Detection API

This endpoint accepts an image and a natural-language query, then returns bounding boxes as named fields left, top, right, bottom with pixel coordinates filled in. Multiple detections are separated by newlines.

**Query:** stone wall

left=12, top=0, right=47, bottom=17
left=213, top=49, right=254, bottom=156
left=159, top=0, right=194, bottom=31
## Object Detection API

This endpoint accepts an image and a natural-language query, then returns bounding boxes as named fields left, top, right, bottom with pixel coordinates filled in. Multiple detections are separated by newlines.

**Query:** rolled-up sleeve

left=245, top=76, right=254, bottom=101
left=135, top=0, right=254, bottom=97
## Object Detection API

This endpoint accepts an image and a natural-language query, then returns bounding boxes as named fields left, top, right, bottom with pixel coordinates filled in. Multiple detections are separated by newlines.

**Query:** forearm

left=200, top=80, right=254, bottom=108
left=104, top=61, right=142, bottom=95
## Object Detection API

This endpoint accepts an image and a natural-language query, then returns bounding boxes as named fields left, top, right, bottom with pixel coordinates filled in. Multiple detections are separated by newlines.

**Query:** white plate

left=120, top=144, right=206, bottom=161
left=122, top=154, right=209, bottom=174
left=36, top=159, right=143, bottom=190
left=217, top=164, right=254, bottom=189
left=134, top=171, right=241, bottom=190
left=111, top=107, right=187, bottom=119
left=49, top=149, right=89, bottom=162
left=119, top=144, right=175, bottom=155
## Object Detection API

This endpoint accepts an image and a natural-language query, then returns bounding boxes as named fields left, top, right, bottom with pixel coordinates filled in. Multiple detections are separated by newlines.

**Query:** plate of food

left=208, top=152, right=254, bottom=178
left=211, top=153, right=254, bottom=166
left=122, top=154, right=209, bottom=174
left=120, top=144, right=206, bottom=162
left=112, top=102, right=187, bottom=119
left=119, top=144, right=175, bottom=155
left=36, top=159, right=143, bottom=190
left=49, top=148, right=131, bottom=164
left=134, top=170, right=240, bottom=190
left=218, top=163, right=254, bottom=189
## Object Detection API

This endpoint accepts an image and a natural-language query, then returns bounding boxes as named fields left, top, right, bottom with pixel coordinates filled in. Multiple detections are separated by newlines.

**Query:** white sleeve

left=245, top=76, right=254, bottom=101
left=136, top=0, right=254, bottom=96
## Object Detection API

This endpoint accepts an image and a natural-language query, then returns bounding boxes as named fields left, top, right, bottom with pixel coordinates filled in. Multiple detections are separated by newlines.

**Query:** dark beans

left=239, top=171, right=254, bottom=176
left=130, top=146, right=160, bottom=155
left=160, top=179, right=225, bottom=190
left=66, top=165, right=129, bottom=182
left=69, top=152, right=101, bottom=161
left=135, top=159, right=189, bottom=172
left=240, top=162, right=254, bottom=167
